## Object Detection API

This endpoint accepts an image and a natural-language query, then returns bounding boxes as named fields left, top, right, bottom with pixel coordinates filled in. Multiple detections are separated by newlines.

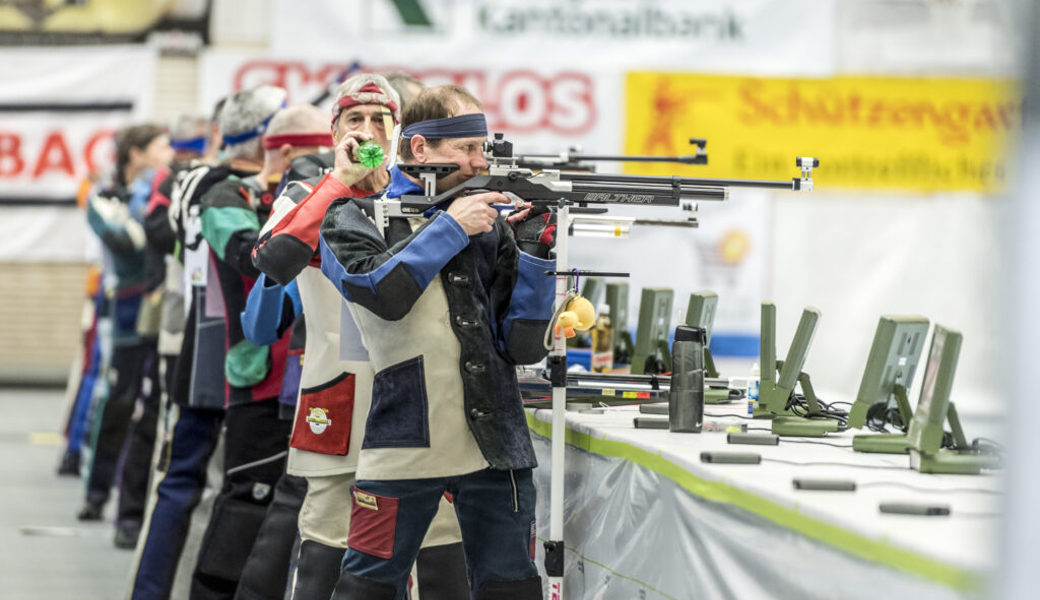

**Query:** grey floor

left=0, top=386, right=133, bottom=600
left=0, top=381, right=1004, bottom=600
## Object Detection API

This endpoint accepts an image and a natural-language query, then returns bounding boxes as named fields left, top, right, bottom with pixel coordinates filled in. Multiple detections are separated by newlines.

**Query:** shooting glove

left=511, top=205, right=557, bottom=259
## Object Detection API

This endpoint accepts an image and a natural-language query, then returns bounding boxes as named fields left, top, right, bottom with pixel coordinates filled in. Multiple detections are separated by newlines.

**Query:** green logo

left=388, top=0, right=434, bottom=27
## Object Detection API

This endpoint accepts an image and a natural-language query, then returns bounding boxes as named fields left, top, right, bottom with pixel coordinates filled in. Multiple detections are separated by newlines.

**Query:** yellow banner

left=0, top=0, right=171, bottom=35
left=624, top=73, right=1020, bottom=193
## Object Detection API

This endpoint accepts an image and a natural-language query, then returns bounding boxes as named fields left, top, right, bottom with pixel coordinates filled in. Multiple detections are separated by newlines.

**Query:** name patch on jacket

left=354, top=490, right=379, bottom=511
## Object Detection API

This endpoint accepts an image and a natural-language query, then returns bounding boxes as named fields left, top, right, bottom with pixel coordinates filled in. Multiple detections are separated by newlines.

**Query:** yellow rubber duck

left=555, top=296, right=596, bottom=339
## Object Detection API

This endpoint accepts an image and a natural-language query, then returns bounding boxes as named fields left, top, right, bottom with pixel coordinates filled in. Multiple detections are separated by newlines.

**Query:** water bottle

left=669, top=325, right=705, bottom=433
left=590, top=304, right=613, bottom=373
left=356, top=140, right=385, bottom=168
left=747, top=362, right=760, bottom=416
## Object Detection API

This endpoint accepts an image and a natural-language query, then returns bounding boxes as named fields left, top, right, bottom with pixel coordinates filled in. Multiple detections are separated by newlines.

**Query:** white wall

left=771, top=192, right=1003, bottom=414
left=774, top=0, right=1015, bottom=415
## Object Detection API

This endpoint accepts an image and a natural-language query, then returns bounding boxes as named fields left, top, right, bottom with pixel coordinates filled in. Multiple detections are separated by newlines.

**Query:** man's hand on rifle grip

left=446, top=192, right=505, bottom=236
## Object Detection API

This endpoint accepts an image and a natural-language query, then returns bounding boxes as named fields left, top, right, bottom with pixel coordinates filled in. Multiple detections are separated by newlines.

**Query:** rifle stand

left=910, top=403, right=1002, bottom=474
left=767, top=371, right=840, bottom=437
left=852, top=384, right=915, bottom=453
left=853, top=433, right=912, bottom=454
left=704, top=387, right=736, bottom=405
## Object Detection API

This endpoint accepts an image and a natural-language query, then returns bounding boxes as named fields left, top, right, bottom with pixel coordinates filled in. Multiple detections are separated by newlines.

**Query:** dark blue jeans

left=341, top=468, right=539, bottom=598
left=129, top=405, right=223, bottom=600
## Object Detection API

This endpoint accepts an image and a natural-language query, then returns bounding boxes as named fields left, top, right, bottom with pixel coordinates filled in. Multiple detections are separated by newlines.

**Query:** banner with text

left=0, top=0, right=211, bottom=46
left=624, top=72, right=1020, bottom=193
left=200, top=50, right=620, bottom=157
left=270, top=0, right=835, bottom=77
left=0, top=45, right=157, bottom=205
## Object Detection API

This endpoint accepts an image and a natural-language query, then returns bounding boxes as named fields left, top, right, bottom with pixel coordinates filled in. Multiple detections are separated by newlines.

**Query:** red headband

left=334, top=82, right=400, bottom=124
left=262, top=133, right=334, bottom=150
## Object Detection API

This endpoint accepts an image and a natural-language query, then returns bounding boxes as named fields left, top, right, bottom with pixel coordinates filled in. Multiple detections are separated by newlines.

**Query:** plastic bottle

left=747, top=362, right=760, bottom=416
left=590, top=304, right=613, bottom=372
left=356, top=140, right=385, bottom=168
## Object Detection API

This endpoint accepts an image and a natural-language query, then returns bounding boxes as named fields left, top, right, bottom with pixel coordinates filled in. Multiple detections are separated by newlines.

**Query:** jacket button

left=465, top=361, right=486, bottom=373
left=470, top=408, right=481, bottom=418
left=455, top=315, right=476, bottom=327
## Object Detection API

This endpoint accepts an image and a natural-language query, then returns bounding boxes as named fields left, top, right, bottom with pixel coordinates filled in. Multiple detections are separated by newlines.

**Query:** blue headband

left=401, top=113, right=488, bottom=140
left=222, top=102, right=286, bottom=146
left=171, top=136, right=206, bottom=154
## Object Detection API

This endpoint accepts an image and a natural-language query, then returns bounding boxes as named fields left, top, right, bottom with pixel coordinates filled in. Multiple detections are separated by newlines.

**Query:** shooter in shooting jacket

left=318, top=84, right=557, bottom=599
left=252, top=73, right=470, bottom=599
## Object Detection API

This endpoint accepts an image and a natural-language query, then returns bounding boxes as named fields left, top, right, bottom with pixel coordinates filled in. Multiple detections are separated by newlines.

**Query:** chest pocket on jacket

left=362, top=356, right=430, bottom=449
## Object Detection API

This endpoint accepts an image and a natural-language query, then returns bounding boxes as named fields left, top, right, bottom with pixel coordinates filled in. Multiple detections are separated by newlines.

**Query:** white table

left=528, top=403, right=1001, bottom=600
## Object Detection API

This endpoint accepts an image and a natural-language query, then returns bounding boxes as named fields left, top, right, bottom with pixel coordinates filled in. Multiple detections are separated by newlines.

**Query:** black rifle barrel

left=572, top=154, right=706, bottom=165
left=519, top=154, right=706, bottom=165
left=631, top=217, right=699, bottom=228
left=563, top=371, right=728, bottom=388
left=568, top=182, right=726, bottom=201
left=562, top=172, right=796, bottom=190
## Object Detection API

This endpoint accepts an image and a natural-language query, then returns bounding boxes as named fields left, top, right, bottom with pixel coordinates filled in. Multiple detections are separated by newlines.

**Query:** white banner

left=270, top=0, right=835, bottom=76
left=200, top=51, right=619, bottom=156
left=205, top=0, right=832, bottom=157
left=0, top=45, right=157, bottom=204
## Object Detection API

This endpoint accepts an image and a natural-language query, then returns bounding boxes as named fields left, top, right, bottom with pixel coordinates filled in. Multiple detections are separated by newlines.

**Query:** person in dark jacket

left=110, top=113, right=215, bottom=551
left=253, top=74, right=470, bottom=600
left=319, top=85, right=557, bottom=600
left=80, top=124, right=173, bottom=523
left=126, top=93, right=332, bottom=600
left=190, top=93, right=332, bottom=600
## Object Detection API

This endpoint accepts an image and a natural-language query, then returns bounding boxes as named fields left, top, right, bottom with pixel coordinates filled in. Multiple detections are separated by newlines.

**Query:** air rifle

left=371, top=133, right=818, bottom=232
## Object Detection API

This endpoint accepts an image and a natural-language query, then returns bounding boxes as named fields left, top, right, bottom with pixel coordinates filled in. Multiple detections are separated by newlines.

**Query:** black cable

left=864, top=402, right=904, bottom=433
left=868, top=406, right=889, bottom=432
left=885, top=407, right=906, bottom=430
left=858, top=481, right=1003, bottom=496
left=785, top=392, right=849, bottom=426
left=763, top=458, right=906, bottom=470
left=781, top=439, right=854, bottom=448
left=704, top=412, right=753, bottom=420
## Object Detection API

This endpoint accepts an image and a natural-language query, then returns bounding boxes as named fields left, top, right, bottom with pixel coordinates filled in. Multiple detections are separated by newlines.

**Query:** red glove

left=510, top=205, right=557, bottom=259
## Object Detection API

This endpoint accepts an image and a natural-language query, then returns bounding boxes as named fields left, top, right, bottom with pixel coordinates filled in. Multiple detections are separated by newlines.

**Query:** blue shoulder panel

left=240, top=272, right=298, bottom=346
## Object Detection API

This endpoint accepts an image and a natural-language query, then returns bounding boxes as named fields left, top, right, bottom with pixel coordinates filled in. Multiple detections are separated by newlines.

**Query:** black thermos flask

left=669, top=325, right=705, bottom=433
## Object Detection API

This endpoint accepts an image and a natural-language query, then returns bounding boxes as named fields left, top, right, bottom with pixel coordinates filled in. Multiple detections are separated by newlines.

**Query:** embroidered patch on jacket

left=252, top=482, right=271, bottom=501
left=355, top=490, right=379, bottom=511
left=305, top=407, right=331, bottom=434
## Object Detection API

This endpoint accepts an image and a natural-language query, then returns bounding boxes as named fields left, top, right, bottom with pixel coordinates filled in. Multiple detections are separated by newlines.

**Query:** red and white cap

left=331, top=73, right=401, bottom=126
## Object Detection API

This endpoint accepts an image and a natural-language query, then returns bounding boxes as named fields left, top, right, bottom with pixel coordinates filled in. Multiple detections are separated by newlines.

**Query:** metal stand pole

left=544, top=202, right=570, bottom=599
